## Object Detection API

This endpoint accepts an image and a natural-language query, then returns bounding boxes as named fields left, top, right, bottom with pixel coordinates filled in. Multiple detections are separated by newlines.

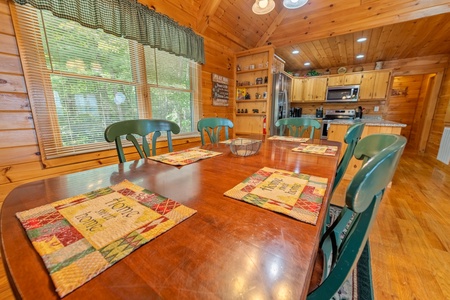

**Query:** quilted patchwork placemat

left=268, top=136, right=309, bottom=142
left=16, top=180, right=196, bottom=297
left=224, top=167, right=328, bottom=225
left=148, top=148, right=222, bottom=165
left=292, top=143, right=338, bottom=156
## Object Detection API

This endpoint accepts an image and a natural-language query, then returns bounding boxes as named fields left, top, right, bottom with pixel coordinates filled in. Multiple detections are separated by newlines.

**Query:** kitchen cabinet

left=291, top=77, right=327, bottom=102
left=328, top=122, right=402, bottom=181
left=327, top=73, right=362, bottom=86
left=359, top=71, right=391, bottom=100
left=235, top=46, right=274, bottom=135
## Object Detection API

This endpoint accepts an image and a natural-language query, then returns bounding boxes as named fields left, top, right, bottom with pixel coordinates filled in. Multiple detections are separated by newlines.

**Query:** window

left=12, top=5, right=201, bottom=162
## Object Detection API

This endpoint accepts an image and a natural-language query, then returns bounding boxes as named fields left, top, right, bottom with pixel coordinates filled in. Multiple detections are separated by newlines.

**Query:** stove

left=323, top=109, right=356, bottom=120
left=321, top=109, right=356, bottom=139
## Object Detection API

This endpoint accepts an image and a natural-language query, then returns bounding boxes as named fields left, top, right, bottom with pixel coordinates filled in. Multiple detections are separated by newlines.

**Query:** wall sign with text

left=212, top=73, right=229, bottom=106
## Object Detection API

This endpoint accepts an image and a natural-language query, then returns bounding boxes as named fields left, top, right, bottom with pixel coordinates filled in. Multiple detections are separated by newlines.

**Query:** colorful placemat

left=292, top=143, right=338, bottom=156
left=268, top=135, right=309, bottom=142
left=16, top=180, right=196, bottom=297
left=148, top=148, right=222, bottom=166
left=224, top=167, right=328, bottom=225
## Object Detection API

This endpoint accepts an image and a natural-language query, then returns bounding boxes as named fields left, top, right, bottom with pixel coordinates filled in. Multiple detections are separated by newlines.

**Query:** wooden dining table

left=1, top=137, right=340, bottom=300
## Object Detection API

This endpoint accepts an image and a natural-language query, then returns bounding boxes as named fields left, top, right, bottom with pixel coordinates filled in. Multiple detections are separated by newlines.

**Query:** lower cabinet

left=328, top=123, right=402, bottom=180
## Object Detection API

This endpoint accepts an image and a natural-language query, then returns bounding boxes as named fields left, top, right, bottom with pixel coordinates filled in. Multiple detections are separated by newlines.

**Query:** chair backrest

left=197, top=117, right=234, bottom=145
left=332, top=122, right=365, bottom=192
left=308, top=134, right=407, bottom=300
left=275, top=117, right=321, bottom=139
left=322, top=122, right=365, bottom=235
left=104, top=119, right=180, bottom=163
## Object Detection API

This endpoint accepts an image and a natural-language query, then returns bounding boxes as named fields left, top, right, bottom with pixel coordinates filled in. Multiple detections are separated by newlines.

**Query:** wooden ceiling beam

left=255, top=8, right=289, bottom=48
left=197, top=0, right=223, bottom=34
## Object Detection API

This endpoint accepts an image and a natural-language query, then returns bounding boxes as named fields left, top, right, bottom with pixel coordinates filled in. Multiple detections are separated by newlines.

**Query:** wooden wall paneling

left=0, top=145, right=40, bottom=166
left=201, top=36, right=235, bottom=122
left=0, top=0, right=9, bottom=14
left=0, top=33, right=19, bottom=55
left=408, top=74, right=430, bottom=149
left=385, top=75, right=424, bottom=140
left=0, top=53, right=22, bottom=74
left=0, top=93, right=29, bottom=111
left=0, top=12, right=13, bottom=36
left=0, top=74, right=26, bottom=93
left=426, top=68, right=450, bottom=156
left=139, top=0, right=199, bottom=28
left=0, top=112, right=34, bottom=129
left=0, top=129, right=37, bottom=148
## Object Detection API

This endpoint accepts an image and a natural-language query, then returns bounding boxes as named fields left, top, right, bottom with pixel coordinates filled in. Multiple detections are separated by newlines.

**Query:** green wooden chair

left=322, top=122, right=365, bottom=234
left=104, top=119, right=180, bottom=163
left=275, top=117, right=321, bottom=138
left=308, top=134, right=407, bottom=300
left=197, top=117, right=234, bottom=145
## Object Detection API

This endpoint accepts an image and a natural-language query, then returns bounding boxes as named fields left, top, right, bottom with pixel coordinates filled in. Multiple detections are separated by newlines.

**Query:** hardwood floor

left=0, top=149, right=449, bottom=299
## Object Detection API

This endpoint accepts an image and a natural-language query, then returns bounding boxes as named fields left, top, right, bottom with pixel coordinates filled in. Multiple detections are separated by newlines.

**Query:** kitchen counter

left=298, top=115, right=406, bottom=127
left=329, top=118, right=407, bottom=127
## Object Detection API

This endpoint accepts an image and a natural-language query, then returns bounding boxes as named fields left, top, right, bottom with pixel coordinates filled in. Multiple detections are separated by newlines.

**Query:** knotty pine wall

left=0, top=0, right=235, bottom=198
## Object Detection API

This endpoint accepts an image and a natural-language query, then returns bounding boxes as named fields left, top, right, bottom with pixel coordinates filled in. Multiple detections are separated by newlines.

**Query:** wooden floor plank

left=0, top=149, right=449, bottom=299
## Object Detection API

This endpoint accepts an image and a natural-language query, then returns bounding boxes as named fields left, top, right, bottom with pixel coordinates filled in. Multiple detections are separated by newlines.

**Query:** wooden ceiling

left=143, top=0, right=450, bottom=72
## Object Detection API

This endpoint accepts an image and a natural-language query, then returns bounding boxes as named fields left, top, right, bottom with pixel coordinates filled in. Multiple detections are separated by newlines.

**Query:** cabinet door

left=311, top=77, right=327, bottom=101
left=327, top=75, right=344, bottom=86
left=291, top=78, right=304, bottom=101
left=372, top=71, right=391, bottom=99
left=359, top=72, right=375, bottom=99
left=344, top=73, right=362, bottom=85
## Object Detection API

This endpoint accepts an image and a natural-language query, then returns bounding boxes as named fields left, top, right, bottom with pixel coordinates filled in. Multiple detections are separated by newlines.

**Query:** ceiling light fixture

left=292, top=50, right=300, bottom=54
left=356, top=54, right=365, bottom=59
left=304, top=62, right=311, bottom=66
left=283, top=0, right=308, bottom=9
left=252, top=0, right=276, bottom=15
left=357, top=37, right=367, bottom=42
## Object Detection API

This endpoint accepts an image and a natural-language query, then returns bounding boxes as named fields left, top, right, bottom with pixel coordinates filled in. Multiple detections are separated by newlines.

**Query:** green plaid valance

left=13, top=0, right=205, bottom=64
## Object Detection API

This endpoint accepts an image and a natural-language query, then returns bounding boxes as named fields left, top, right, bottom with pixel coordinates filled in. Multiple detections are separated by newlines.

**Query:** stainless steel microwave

left=326, top=85, right=359, bottom=102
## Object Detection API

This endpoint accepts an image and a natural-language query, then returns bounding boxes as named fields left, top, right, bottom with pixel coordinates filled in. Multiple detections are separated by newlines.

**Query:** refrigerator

left=270, top=72, right=292, bottom=136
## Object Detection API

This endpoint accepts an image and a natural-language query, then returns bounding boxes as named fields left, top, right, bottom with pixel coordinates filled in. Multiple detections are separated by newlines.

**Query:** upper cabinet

left=235, top=46, right=275, bottom=135
left=359, top=71, right=391, bottom=100
left=327, top=73, right=362, bottom=86
left=292, top=77, right=327, bottom=102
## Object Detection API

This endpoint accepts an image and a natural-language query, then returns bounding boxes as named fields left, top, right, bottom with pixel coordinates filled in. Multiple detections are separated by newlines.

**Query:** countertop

left=301, top=115, right=407, bottom=127
left=327, top=118, right=407, bottom=127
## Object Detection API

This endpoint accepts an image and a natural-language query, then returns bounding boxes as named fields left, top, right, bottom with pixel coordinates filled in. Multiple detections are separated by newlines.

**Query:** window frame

left=12, top=4, right=202, bottom=167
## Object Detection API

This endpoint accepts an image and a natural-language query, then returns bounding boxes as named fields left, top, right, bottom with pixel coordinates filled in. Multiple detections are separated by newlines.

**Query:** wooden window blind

left=11, top=3, right=201, bottom=165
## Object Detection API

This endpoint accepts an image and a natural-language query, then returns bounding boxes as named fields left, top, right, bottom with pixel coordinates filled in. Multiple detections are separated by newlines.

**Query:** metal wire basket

left=230, top=139, right=262, bottom=157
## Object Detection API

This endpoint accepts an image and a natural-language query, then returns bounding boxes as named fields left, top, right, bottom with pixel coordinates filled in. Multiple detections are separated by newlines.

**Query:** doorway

left=385, top=73, right=439, bottom=153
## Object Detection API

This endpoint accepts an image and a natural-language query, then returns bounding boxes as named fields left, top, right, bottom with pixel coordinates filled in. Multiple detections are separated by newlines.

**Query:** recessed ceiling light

left=356, top=54, right=365, bottom=59
left=357, top=38, right=367, bottom=43
left=304, top=62, right=311, bottom=66
left=292, top=50, right=300, bottom=54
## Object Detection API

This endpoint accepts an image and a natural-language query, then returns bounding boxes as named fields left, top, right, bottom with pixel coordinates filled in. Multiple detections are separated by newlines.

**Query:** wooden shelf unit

left=235, top=46, right=275, bottom=136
